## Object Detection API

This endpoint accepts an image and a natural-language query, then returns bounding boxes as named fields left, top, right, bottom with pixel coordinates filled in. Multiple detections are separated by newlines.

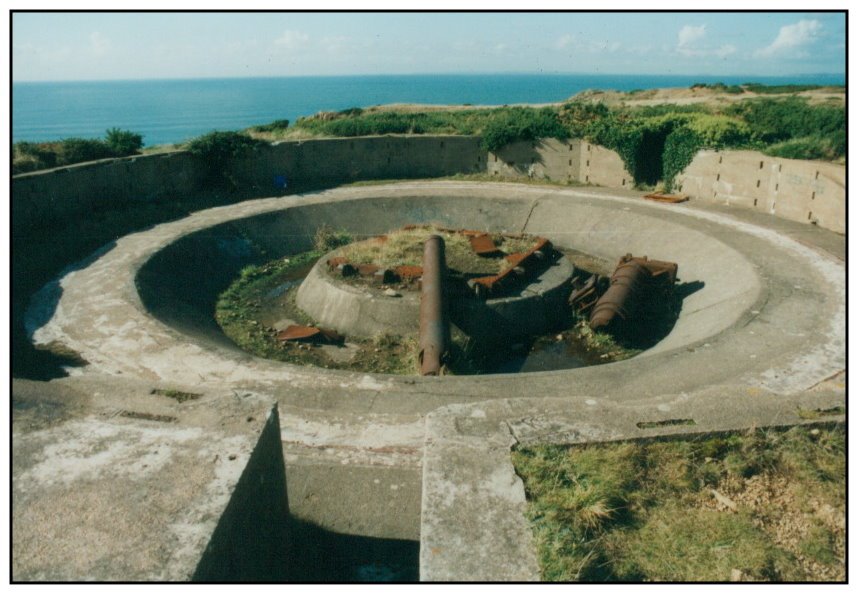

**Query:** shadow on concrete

left=613, top=280, right=706, bottom=351
left=287, top=519, right=419, bottom=583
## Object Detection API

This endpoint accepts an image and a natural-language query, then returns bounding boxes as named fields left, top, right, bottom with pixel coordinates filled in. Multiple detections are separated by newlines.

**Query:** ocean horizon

left=13, top=72, right=845, bottom=147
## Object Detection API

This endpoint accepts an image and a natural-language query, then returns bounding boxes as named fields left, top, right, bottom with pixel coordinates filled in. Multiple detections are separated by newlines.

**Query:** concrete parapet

left=676, top=149, right=845, bottom=234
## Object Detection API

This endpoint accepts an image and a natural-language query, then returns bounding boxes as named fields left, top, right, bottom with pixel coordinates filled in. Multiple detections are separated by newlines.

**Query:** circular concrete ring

left=296, top=249, right=575, bottom=340
left=28, top=182, right=844, bottom=407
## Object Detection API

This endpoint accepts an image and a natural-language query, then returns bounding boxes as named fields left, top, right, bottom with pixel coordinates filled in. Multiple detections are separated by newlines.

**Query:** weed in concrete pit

left=512, top=424, right=845, bottom=582
left=151, top=388, right=203, bottom=403
left=215, top=246, right=642, bottom=375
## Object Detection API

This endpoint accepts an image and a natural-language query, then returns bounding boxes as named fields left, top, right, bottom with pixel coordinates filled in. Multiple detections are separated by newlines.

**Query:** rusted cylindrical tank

left=589, top=259, right=652, bottom=331
left=419, top=235, right=450, bottom=375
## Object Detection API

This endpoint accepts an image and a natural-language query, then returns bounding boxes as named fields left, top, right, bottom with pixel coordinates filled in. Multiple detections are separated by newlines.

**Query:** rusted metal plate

left=569, top=274, right=602, bottom=314
left=394, top=265, right=423, bottom=280
left=643, top=192, right=689, bottom=204
left=356, top=263, right=380, bottom=277
left=469, top=234, right=502, bottom=257
left=469, top=237, right=554, bottom=297
left=276, top=325, right=344, bottom=344
left=276, top=325, right=321, bottom=341
left=327, top=256, right=349, bottom=269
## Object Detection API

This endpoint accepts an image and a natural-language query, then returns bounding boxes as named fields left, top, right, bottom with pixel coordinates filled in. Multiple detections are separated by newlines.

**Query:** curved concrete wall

left=135, top=191, right=758, bottom=359
left=12, top=135, right=843, bottom=236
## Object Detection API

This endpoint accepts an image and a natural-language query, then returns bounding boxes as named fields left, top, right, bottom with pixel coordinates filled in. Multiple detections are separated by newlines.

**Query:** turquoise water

left=13, top=73, right=844, bottom=146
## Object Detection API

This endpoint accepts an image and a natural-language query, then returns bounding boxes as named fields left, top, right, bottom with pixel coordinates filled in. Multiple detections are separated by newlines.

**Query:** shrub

left=685, top=114, right=751, bottom=147
left=725, top=97, right=844, bottom=144
left=662, top=127, right=702, bottom=192
left=763, top=136, right=838, bottom=161
left=252, top=119, right=290, bottom=133
left=186, top=131, right=268, bottom=187
left=104, top=127, right=143, bottom=155
left=480, top=107, right=567, bottom=152
left=313, top=225, right=353, bottom=251
left=58, top=138, right=114, bottom=164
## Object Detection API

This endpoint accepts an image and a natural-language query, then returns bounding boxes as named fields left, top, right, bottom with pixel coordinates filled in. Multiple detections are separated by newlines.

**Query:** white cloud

left=678, top=24, right=706, bottom=51
left=89, top=32, right=110, bottom=56
left=554, top=34, right=573, bottom=50
left=714, top=44, right=737, bottom=59
left=677, top=24, right=735, bottom=59
left=274, top=30, right=309, bottom=49
left=756, top=19, right=822, bottom=57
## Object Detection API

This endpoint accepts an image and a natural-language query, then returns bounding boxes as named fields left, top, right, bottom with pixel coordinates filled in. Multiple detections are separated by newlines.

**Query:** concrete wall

left=485, top=138, right=632, bottom=188
left=12, top=136, right=844, bottom=236
left=230, top=135, right=484, bottom=190
left=12, top=151, right=205, bottom=230
left=675, top=150, right=845, bottom=234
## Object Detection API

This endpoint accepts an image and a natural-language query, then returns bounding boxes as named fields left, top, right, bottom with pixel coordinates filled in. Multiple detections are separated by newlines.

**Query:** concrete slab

left=13, top=180, right=846, bottom=582
left=12, top=376, right=287, bottom=581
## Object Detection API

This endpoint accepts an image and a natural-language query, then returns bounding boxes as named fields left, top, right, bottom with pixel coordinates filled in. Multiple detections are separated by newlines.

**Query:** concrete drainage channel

left=17, top=181, right=845, bottom=581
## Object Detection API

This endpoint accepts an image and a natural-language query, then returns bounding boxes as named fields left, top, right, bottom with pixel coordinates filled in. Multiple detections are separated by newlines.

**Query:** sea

left=12, top=73, right=844, bottom=147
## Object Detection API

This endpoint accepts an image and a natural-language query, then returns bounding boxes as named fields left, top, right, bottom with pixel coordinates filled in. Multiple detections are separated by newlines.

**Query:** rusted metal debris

left=568, top=274, right=605, bottom=314
left=276, top=325, right=344, bottom=345
left=393, top=265, right=423, bottom=281
left=468, top=237, right=553, bottom=298
left=589, top=254, right=678, bottom=331
left=469, top=233, right=502, bottom=257
left=419, top=235, right=450, bottom=376
left=643, top=192, right=689, bottom=204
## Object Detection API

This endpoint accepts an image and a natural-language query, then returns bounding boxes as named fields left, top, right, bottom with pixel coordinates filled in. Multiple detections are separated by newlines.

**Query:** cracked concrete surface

left=13, top=182, right=845, bottom=581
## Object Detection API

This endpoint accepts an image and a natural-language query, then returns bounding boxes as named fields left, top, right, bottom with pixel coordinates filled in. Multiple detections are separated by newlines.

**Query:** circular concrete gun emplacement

left=29, top=181, right=843, bottom=400
left=21, top=181, right=845, bottom=582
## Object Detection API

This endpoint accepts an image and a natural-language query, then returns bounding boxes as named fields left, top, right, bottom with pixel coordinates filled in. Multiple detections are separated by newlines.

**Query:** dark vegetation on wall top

left=13, top=83, right=844, bottom=189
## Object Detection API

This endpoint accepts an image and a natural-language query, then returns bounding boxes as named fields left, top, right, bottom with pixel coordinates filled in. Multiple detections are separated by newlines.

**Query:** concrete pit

left=19, top=181, right=845, bottom=581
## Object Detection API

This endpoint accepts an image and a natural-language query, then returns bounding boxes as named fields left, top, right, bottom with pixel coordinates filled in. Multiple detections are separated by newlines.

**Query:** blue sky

left=12, top=11, right=846, bottom=81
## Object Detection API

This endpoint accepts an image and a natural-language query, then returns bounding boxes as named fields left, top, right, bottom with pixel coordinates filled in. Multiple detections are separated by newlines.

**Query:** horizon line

left=13, top=71, right=847, bottom=85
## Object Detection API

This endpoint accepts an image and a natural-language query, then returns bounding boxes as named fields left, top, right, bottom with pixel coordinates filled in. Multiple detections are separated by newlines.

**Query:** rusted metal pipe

left=419, top=235, right=449, bottom=375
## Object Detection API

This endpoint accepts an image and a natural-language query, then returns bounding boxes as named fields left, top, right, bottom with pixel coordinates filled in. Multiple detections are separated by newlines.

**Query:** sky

left=10, top=11, right=848, bottom=82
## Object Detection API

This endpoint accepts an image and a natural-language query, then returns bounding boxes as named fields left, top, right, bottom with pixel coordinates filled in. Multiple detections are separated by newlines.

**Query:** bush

left=662, top=127, right=703, bottom=192
left=725, top=97, right=844, bottom=144
left=186, top=131, right=268, bottom=187
left=252, top=119, right=290, bottom=133
left=104, top=127, right=143, bottom=155
left=58, top=138, right=114, bottom=164
left=480, top=107, right=567, bottom=152
left=763, top=136, right=839, bottom=161
left=685, top=114, right=751, bottom=147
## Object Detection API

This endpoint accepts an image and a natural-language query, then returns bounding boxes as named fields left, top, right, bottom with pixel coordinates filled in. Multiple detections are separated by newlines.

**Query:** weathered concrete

left=296, top=249, right=575, bottom=340
left=420, top=386, right=845, bottom=581
left=12, top=376, right=286, bottom=581
left=28, top=183, right=843, bottom=400
left=14, top=180, right=846, bottom=582
left=676, top=149, right=845, bottom=234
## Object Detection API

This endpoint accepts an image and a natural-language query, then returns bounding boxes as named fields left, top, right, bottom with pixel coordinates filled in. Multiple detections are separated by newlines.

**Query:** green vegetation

left=186, top=130, right=268, bottom=187
left=151, top=388, right=202, bottom=403
left=289, top=105, right=568, bottom=151
left=250, top=119, right=290, bottom=133
left=313, top=224, right=354, bottom=252
left=337, top=226, right=536, bottom=275
left=214, top=252, right=419, bottom=374
left=13, top=127, right=144, bottom=174
left=512, top=424, right=845, bottom=582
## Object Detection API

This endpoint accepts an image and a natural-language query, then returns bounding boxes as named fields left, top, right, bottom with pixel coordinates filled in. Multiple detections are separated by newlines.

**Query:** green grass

left=336, top=226, right=538, bottom=275
left=214, top=251, right=420, bottom=374
left=512, top=424, right=845, bottom=582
